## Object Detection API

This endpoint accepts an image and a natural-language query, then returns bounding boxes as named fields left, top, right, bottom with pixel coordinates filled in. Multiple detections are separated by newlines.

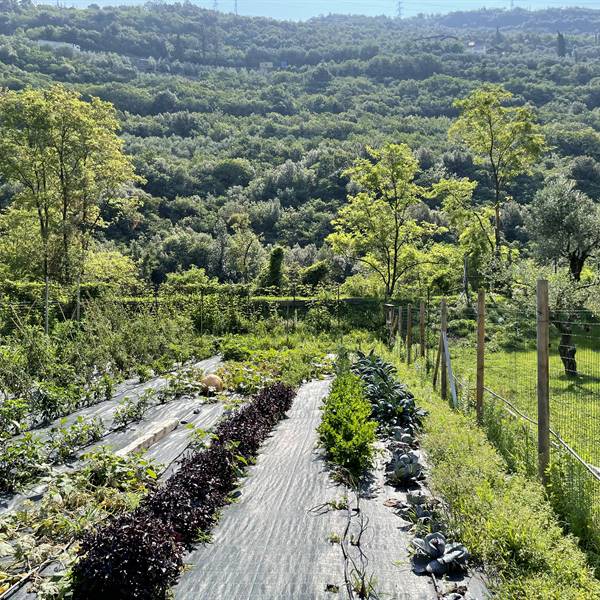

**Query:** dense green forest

left=1, top=1, right=600, bottom=295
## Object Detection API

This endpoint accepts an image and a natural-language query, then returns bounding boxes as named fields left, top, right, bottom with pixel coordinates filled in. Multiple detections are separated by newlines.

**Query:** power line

left=213, top=0, right=218, bottom=11
left=397, top=1, right=403, bottom=18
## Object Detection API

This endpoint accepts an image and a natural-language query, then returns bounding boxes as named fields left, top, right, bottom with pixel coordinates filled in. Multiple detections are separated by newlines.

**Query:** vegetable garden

left=0, top=291, right=599, bottom=598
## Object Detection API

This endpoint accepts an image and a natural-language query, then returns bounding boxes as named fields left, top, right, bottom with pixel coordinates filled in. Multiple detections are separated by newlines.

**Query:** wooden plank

left=440, top=299, right=448, bottom=401
left=406, top=304, right=413, bottom=365
left=442, top=332, right=458, bottom=409
left=398, top=306, right=403, bottom=359
left=116, top=418, right=180, bottom=457
left=476, top=289, right=485, bottom=424
left=419, top=301, right=426, bottom=359
left=432, top=336, right=441, bottom=389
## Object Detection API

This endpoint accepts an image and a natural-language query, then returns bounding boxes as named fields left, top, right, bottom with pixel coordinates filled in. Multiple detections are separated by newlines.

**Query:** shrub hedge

left=392, top=361, right=600, bottom=600
left=317, top=372, right=377, bottom=479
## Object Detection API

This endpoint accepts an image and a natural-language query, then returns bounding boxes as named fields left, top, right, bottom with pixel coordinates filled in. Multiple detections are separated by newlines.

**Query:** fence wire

left=394, top=296, right=600, bottom=560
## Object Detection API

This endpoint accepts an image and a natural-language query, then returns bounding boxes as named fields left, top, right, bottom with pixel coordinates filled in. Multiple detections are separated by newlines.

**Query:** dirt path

left=174, top=379, right=437, bottom=600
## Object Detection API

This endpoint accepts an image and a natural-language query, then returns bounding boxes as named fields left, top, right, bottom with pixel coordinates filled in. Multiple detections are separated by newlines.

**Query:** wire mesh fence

left=391, top=286, right=600, bottom=559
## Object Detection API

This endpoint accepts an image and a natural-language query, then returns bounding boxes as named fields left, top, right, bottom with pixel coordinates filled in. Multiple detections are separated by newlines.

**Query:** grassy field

left=449, top=334, right=600, bottom=467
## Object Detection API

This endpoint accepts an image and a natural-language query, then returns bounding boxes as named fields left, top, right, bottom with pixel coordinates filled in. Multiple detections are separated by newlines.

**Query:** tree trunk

left=556, top=322, right=577, bottom=377
left=463, top=255, right=471, bottom=307
left=76, top=273, right=81, bottom=321
left=569, top=253, right=585, bottom=282
left=494, top=201, right=501, bottom=252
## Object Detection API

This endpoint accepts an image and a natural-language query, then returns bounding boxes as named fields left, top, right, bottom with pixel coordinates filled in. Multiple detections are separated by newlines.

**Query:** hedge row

left=391, top=360, right=600, bottom=600
left=71, top=382, right=296, bottom=600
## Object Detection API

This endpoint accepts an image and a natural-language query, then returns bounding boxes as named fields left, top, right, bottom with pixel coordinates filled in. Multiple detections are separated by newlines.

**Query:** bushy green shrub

left=392, top=361, right=600, bottom=600
left=0, top=397, right=28, bottom=438
left=220, top=342, right=251, bottom=362
left=447, top=318, right=476, bottom=338
left=0, top=433, right=47, bottom=493
left=318, top=373, right=377, bottom=479
left=48, top=417, right=104, bottom=464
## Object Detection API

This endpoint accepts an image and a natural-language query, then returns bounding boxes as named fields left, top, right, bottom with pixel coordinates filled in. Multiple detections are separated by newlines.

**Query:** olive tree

left=526, top=176, right=600, bottom=376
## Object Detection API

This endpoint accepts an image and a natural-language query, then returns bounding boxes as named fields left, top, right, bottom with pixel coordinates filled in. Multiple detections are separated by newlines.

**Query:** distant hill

left=420, top=7, right=600, bottom=33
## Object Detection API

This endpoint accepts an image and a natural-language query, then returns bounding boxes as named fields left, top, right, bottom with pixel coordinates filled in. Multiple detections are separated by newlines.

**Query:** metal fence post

left=476, top=289, right=485, bottom=425
left=441, top=299, right=448, bottom=401
left=406, top=304, right=413, bottom=365
left=537, top=279, right=550, bottom=485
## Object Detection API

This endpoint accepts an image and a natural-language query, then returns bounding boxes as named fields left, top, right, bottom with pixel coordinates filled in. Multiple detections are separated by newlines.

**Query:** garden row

left=70, top=381, right=297, bottom=599
left=0, top=363, right=215, bottom=495
left=387, top=352, right=600, bottom=599
left=0, top=359, right=229, bottom=598
left=0, top=301, right=217, bottom=444
left=0, top=447, right=160, bottom=598
left=318, top=351, right=472, bottom=593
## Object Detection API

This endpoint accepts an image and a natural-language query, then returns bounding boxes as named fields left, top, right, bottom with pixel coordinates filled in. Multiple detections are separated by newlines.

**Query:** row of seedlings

left=351, top=351, right=471, bottom=585
left=0, top=366, right=217, bottom=495
left=0, top=447, right=160, bottom=598
left=70, top=382, right=296, bottom=599
left=0, top=368, right=225, bottom=596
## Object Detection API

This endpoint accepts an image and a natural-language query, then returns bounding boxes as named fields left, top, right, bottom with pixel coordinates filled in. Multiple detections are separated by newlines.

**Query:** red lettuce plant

left=71, top=382, right=295, bottom=599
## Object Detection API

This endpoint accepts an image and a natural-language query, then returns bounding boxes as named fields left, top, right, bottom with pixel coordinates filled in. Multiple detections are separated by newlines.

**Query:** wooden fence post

left=420, top=301, right=426, bottom=359
left=440, top=299, right=448, bottom=401
left=406, top=304, right=413, bottom=365
left=384, top=303, right=394, bottom=345
left=200, top=288, right=204, bottom=336
left=476, top=289, right=485, bottom=424
left=537, top=279, right=550, bottom=485
left=398, top=306, right=403, bottom=357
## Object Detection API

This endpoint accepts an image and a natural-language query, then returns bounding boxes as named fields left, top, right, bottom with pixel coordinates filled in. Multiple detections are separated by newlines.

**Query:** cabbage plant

left=387, top=450, right=423, bottom=483
left=411, top=532, right=469, bottom=576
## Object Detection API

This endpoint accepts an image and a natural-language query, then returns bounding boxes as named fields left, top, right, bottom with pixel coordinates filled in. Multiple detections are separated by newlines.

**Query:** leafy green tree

left=224, top=224, right=265, bottom=283
left=263, top=246, right=285, bottom=291
left=527, top=176, right=600, bottom=282
left=0, top=85, right=138, bottom=329
left=430, top=177, right=495, bottom=294
left=300, top=260, right=329, bottom=287
left=328, top=143, right=440, bottom=298
left=450, top=85, right=546, bottom=251
left=557, top=32, right=567, bottom=57
left=160, top=266, right=215, bottom=294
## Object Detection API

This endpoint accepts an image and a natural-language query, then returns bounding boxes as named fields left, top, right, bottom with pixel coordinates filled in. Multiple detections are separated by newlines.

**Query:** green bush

left=317, top=373, right=377, bottom=480
left=392, top=362, right=600, bottom=600
left=221, top=342, right=251, bottom=362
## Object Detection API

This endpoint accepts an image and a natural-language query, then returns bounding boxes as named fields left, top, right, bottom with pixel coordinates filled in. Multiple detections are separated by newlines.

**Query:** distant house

left=466, top=41, right=487, bottom=55
left=33, top=40, right=81, bottom=53
left=259, top=61, right=274, bottom=71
